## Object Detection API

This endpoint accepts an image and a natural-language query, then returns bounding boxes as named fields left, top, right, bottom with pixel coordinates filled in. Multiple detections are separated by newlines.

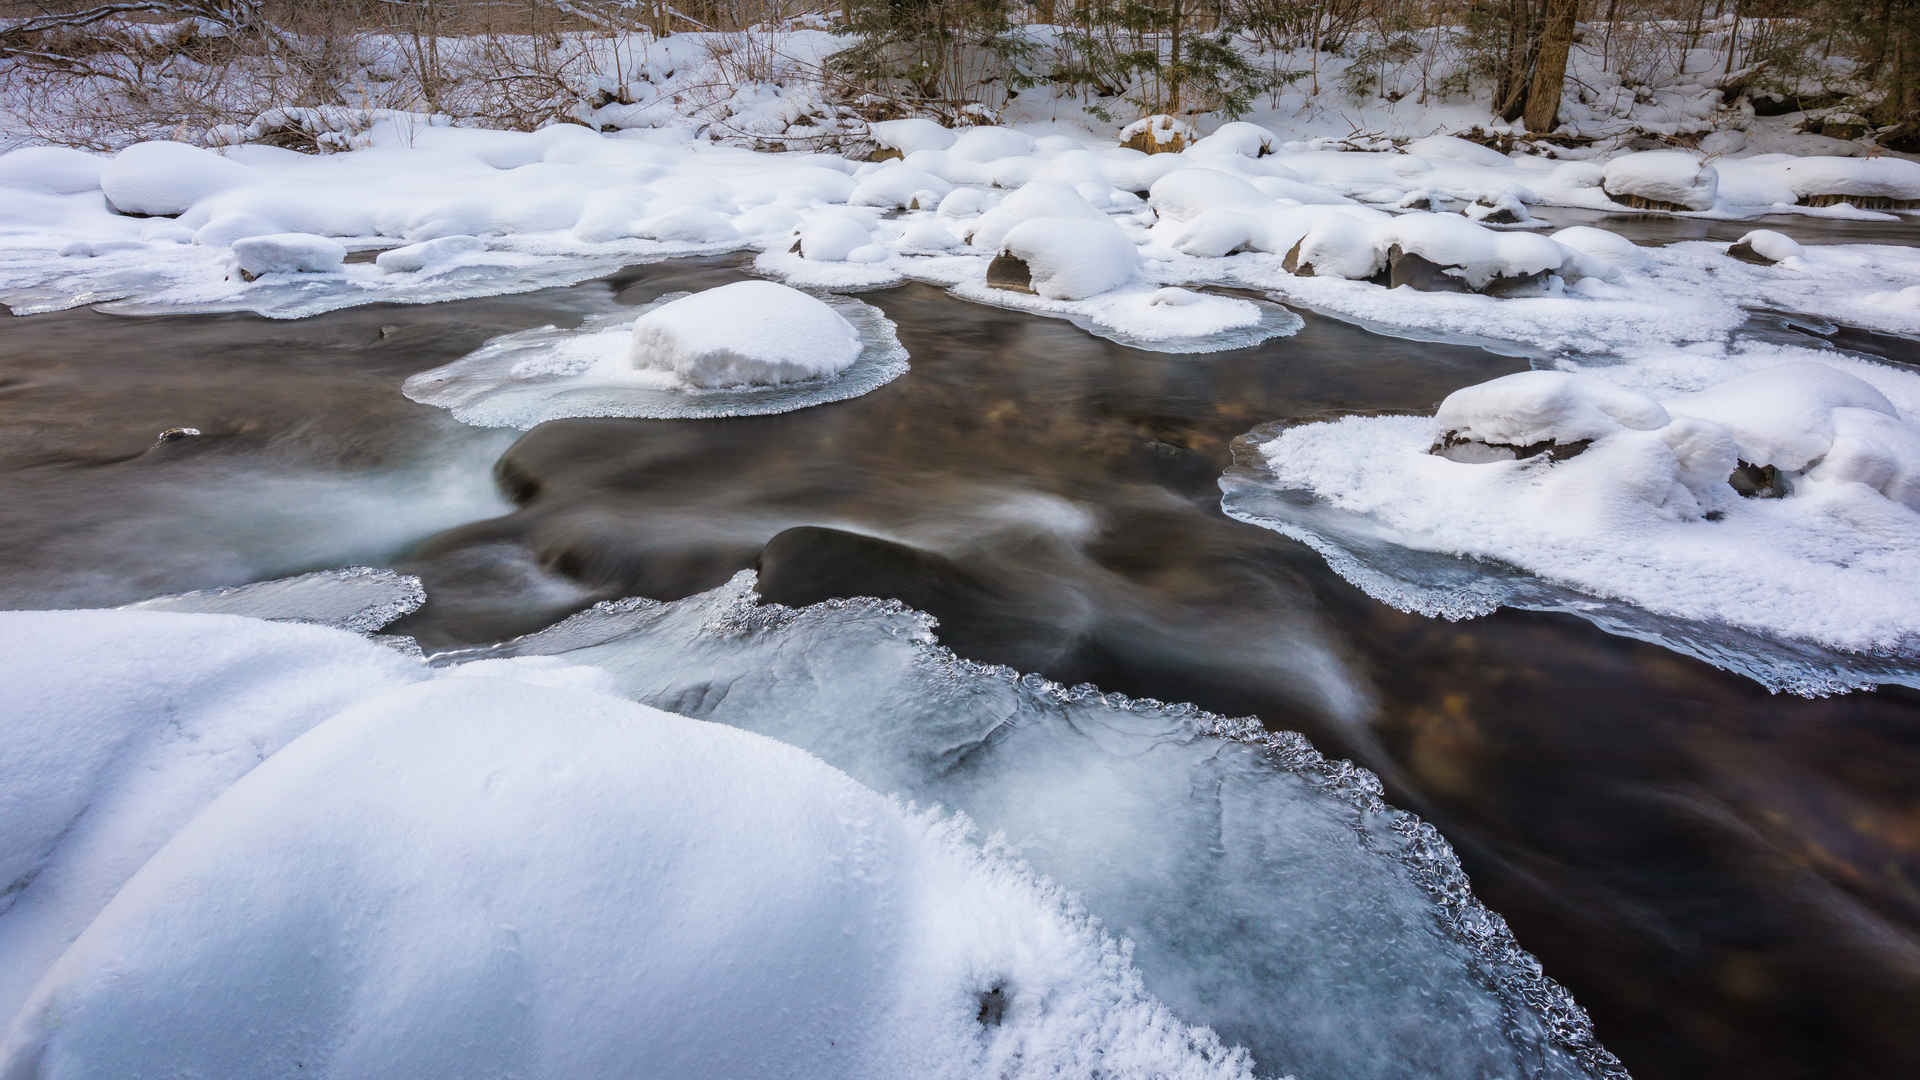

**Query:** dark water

left=4, top=235, right=1919, bottom=1079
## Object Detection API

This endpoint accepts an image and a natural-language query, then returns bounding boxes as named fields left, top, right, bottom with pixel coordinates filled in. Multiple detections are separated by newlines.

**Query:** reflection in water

left=3, top=233, right=1919, bottom=1080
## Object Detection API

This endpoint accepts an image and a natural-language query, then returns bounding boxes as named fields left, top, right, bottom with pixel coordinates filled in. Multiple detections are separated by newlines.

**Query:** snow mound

left=1223, top=362, right=1920, bottom=694
left=122, top=567, right=426, bottom=634
left=619, top=280, right=861, bottom=388
left=1667, top=362, right=1899, bottom=472
left=1774, top=156, right=1920, bottom=201
left=229, top=233, right=346, bottom=278
left=1378, top=213, right=1567, bottom=289
left=1187, top=122, right=1275, bottom=159
left=850, top=164, right=953, bottom=209
left=0, top=611, right=425, bottom=1023
left=1433, top=370, right=1670, bottom=448
left=968, top=180, right=1107, bottom=251
left=0, top=613, right=1254, bottom=1080
left=375, top=234, right=486, bottom=273
left=99, top=141, right=250, bottom=216
left=869, top=118, right=956, bottom=156
left=997, top=216, right=1139, bottom=300
left=403, top=286, right=908, bottom=427
left=948, top=126, right=1036, bottom=162
left=0, top=147, right=102, bottom=195
left=1149, top=168, right=1268, bottom=223
left=1730, top=229, right=1803, bottom=263
left=792, top=211, right=874, bottom=261
left=1600, top=151, right=1717, bottom=211
left=1402, top=135, right=1511, bottom=168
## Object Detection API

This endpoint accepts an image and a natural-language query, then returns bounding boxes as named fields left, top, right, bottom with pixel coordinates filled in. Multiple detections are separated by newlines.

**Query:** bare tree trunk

left=1523, top=0, right=1576, bottom=132
left=1167, top=0, right=1183, bottom=112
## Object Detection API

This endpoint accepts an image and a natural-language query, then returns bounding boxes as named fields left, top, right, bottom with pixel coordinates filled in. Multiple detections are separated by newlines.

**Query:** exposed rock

left=155, top=426, right=202, bottom=443
left=1726, top=238, right=1774, bottom=265
left=1729, top=459, right=1790, bottom=499
left=1796, top=192, right=1920, bottom=211
left=1387, top=247, right=1473, bottom=294
left=1429, top=430, right=1593, bottom=464
left=1468, top=198, right=1526, bottom=225
left=984, top=251, right=1035, bottom=294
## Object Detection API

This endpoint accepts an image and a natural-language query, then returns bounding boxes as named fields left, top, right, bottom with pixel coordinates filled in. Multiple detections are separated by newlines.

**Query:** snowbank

left=1774, top=156, right=1920, bottom=202
left=99, top=140, right=250, bottom=216
left=618, top=280, right=860, bottom=388
left=0, top=147, right=102, bottom=195
left=0, top=611, right=1254, bottom=1080
left=869, top=118, right=956, bottom=156
left=375, top=234, right=486, bottom=273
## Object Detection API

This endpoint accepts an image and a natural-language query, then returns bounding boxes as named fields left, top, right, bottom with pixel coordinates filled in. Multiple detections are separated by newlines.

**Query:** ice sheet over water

left=401, top=290, right=909, bottom=428
left=122, top=566, right=426, bottom=635
left=435, top=571, right=1626, bottom=1080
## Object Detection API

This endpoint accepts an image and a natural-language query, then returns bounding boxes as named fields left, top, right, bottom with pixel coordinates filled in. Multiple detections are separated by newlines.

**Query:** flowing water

left=4, top=222, right=1918, bottom=1079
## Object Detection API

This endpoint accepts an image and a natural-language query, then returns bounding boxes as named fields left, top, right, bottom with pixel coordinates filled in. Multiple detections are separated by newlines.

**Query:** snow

left=968, top=180, right=1108, bottom=251
left=228, top=232, right=346, bottom=278
left=619, top=280, right=861, bottom=388
left=1148, top=169, right=1268, bottom=222
left=850, top=163, right=953, bottom=210
left=1600, top=151, right=1718, bottom=210
left=402, top=285, right=908, bottom=428
left=869, top=118, right=956, bottom=156
left=376, top=234, right=486, bottom=273
left=1433, top=370, right=1671, bottom=447
left=1378, top=213, right=1567, bottom=288
left=99, top=140, right=250, bottom=217
left=1224, top=361, right=1920, bottom=694
left=1187, top=122, right=1274, bottom=159
left=1773, top=156, right=1920, bottom=200
left=998, top=216, right=1139, bottom=300
left=0, top=147, right=102, bottom=195
left=1119, top=114, right=1197, bottom=150
left=792, top=210, right=874, bottom=261
left=1733, top=229, right=1803, bottom=263
left=0, top=611, right=424, bottom=1023
left=0, top=610, right=1253, bottom=1080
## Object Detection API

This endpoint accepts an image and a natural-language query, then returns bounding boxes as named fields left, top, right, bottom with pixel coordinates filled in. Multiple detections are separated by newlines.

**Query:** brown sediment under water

left=3, top=234, right=1919, bottom=1080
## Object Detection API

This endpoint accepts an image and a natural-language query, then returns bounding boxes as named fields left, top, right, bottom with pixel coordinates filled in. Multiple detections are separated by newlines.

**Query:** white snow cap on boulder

left=230, top=233, right=346, bottom=278
left=968, top=181, right=1107, bottom=250
left=1732, top=229, right=1803, bottom=263
left=618, top=280, right=861, bottom=388
left=1667, top=362, right=1902, bottom=472
left=849, top=163, right=953, bottom=209
left=1148, top=168, right=1268, bottom=223
left=1188, top=121, right=1275, bottom=158
left=1600, top=151, right=1718, bottom=211
left=998, top=216, right=1140, bottom=300
left=0, top=618, right=1255, bottom=1080
left=1774, top=156, right=1920, bottom=201
left=1434, top=370, right=1672, bottom=448
left=376, top=234, right=486, bottom=273
left=0, top=146, right=102, bottom=195
left=792, top=212, right=874, bottom=261
left=1402, top=135, right=1512, bottom=168
left=101, top=140, right=250, bottom=216
left=869, top=118, right=957, bottom=156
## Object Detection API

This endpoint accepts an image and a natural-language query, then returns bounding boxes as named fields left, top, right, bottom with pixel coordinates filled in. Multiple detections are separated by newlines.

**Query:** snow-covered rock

left=948, top=126, right=1036, bottom=163
left=375, top=234, right=486, bottom=273
left=1402, top=135, right=1511, bottom=168
left=1119, top=114, right=1197, bottom=154
left=1432, top=370, right=1671, bottom=452
left=1667, top=362, right=1901, bottom=473
left=994, top=216, right=1140, bottom=300
left=1775, top=156, right=1920, bottom=204
left=100, top=140, right=250, bottom=216
left=617, top=280, right=861, bottom=388
left=1376, top=213, right=1569, bottom=291
left=1600, top=151, right=1718, bottom=211
left=791, top=212, right=872, bottom=261
left=0, top=146, right=103, bottom=195
left=1187, top=122, right=1275, bottom=159
left=868, top=118, right=956, bottom=157
left=968, top=181, right=1107, bottom=251
left=229, top=233, right=346, bottom=279
left=1148, top=168, right=1268, bottom=223
left=1727, top=229, right=1803, bottom=265
left=850, top=163, right=953, bottom=209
